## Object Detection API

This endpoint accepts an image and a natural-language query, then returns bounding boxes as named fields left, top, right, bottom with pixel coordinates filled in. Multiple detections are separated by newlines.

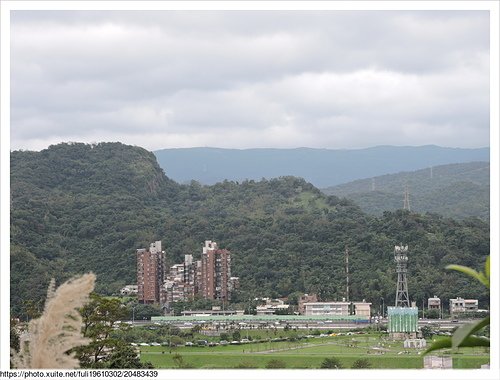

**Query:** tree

left=75, top=294, right=129, bottom=368
left=425, top=309, right=440, bottom=319
left=128, top=303, right=162, bottom=321
left=232, top=330, right=241, bottom=341
left=420, top=325, right=433, bottom=339
left=106, top=344, right=153, bottom=369
left=169, top=336, right=184, bottom=347
left=351, top=358, right=371, bottom=369
left=320, top=357, right=343, bottom=369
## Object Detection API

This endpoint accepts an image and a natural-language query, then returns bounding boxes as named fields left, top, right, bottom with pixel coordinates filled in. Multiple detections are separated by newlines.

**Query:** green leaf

left=455, top=335, right=490, bottom=348
left=451, top=316, right=490, bottom=349
left=423, top=335, right=490, bottom=356
left=445, top=264, right=489, bottom=288
left=422, top=337, right=452, bottom=355
left=485, top=256, right=490, bottom=279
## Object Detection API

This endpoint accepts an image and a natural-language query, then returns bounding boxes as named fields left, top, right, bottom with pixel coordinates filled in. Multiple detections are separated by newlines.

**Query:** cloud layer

left=10, top=10, right=490, bottom=151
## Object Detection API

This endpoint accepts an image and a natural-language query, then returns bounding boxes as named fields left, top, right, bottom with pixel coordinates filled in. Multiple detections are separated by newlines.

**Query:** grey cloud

left=10, top=10, right=489, bottom=151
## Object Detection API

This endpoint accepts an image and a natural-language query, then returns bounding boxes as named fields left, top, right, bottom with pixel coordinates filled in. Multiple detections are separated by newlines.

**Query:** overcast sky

left=10, top=10, right=490, bottom=152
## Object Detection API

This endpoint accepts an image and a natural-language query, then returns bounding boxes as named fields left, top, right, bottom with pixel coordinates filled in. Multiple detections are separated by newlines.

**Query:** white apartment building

left=449, top=297, right=478, bottom=315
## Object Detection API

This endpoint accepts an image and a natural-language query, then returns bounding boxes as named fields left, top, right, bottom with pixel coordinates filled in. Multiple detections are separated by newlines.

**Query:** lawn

left=139, top=332, right=489, bottom=369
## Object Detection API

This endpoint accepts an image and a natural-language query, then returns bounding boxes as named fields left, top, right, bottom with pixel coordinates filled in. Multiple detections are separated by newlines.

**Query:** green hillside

left=322, top=162, right=489, bottom=220
left=10, top=143, right=489, bottom=317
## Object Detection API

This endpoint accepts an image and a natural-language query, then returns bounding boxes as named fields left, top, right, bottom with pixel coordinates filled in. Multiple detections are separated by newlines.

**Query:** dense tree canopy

left=11, top=143, right=490, bottom=318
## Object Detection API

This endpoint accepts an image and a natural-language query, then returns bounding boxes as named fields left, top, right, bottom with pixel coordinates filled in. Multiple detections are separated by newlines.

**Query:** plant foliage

left=423, top=256, right=490, bottom=355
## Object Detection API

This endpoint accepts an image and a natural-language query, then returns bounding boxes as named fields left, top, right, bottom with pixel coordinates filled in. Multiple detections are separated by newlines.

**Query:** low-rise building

left=298, top=293, right=318, bottom=315
left=427, top=296, right=441, bottom=310
left=353, top=301, right=372, bottom=318
left=304, top=301, right=349, bottom=316
left=303, top=300, right=371, bottom=317
left=120, top=285, right=138, bottom=296
left=449, top=297, right=478, bottom=316
left=181, top=309, right=244, bottom=316
left=255, top=297, right=290, bottom=315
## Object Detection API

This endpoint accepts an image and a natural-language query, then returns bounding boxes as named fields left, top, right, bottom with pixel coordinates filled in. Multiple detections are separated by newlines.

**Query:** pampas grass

left=12, top=273, right=96, bottom=369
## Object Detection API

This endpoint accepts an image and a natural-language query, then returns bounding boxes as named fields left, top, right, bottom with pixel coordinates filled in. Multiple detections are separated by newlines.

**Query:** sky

left=9, top=9, right=490, bottom=151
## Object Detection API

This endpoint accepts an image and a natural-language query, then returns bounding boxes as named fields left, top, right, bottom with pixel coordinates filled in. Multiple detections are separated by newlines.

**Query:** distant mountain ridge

left=322, top=161, right=490, bottom=220
left=154, top=145, right=489, bottom=188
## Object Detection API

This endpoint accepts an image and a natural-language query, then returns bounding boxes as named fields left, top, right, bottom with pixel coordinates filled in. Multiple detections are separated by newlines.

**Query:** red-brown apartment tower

left=201, top=240, right=231, bottom=301
left=137, top=241, right=166, bottom=304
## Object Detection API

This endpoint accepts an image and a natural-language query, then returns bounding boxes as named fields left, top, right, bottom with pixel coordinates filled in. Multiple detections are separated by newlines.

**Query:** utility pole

left=345, top=246, right=350, bottom=303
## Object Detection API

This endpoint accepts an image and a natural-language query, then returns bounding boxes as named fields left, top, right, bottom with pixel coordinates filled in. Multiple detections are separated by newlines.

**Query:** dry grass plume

left=12, top=273, right=96, bottom=369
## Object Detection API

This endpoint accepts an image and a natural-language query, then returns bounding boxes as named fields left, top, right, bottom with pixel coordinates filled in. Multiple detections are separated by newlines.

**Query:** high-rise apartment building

left=201, top=240, right=232, bottom=301
left=164, top=254, right=197, bottom=310
left=136, top=240, right=166, bottom=304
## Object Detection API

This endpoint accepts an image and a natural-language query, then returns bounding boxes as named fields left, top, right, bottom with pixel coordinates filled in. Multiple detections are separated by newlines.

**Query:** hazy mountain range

left=154, top=145, right=489, bottom=188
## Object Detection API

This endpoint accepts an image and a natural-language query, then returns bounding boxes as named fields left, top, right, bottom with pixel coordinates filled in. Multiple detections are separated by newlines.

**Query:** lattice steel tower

left=403, top=184, right=411, bottom=211
left=394, top=244, right=410, bottom=307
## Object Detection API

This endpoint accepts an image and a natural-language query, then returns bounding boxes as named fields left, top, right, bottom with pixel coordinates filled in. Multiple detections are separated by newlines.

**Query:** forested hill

left=322, top=162, right=490, bottom=221
left=153, top=145, right=489, bottom=188
left=11, top=143, right=489, bottom=317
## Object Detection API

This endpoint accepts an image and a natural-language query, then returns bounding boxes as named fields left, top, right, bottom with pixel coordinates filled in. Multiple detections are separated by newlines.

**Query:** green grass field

left=139, top=332, right=490, bottom=369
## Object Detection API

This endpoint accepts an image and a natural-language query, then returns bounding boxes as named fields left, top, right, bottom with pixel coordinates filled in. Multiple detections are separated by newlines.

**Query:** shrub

left=265, top=359, right=287, bottom=369
left=320, top=357, right=343, bottom=369
left=351, top=358, right=371, bottom=369
left=234, top=361, right=258, bottom=369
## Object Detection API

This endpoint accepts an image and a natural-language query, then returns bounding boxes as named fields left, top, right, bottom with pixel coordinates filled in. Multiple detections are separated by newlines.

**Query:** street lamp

left=380, top=297, right=385, bottom=318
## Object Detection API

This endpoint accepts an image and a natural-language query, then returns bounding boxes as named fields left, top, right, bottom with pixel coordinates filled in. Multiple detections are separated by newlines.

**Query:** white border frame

left=1, top=2, right=498, bottom=380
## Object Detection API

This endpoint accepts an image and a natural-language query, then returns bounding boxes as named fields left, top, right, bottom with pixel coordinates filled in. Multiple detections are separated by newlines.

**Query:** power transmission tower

left=394, top=244, right=410, bottom=307
left=403, top=184, right=411, bottom=211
